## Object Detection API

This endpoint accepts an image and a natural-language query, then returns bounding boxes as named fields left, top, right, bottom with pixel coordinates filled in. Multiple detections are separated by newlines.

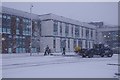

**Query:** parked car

left=74, top=44, right=113, bottom=58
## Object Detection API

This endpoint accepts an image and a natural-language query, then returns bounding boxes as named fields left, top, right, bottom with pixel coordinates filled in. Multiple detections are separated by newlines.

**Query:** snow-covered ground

left=1, top=53, right=119, bottom=78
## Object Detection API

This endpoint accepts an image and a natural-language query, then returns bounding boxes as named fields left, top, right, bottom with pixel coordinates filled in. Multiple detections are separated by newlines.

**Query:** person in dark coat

left=48, top=48, right=51, bottom=55
left=44, top=45, right=49, bottom=56
left=62, top=47, right=66, bottom=55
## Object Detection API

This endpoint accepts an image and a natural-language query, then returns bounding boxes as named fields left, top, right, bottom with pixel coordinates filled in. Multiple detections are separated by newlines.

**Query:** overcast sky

left=2, top=2, right=118, bottom=25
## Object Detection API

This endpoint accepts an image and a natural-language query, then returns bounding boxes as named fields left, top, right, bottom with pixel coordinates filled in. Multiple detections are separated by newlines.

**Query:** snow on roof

left=39, top=13, right=96, bottom=29
left=2, top=6, right=39, bottom=20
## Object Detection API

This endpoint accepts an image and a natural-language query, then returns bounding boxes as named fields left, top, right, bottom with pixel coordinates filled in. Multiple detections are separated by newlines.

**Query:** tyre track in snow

left=2, top=58, right=80, bottom=70
left=2, top=55, right=117, bottom=70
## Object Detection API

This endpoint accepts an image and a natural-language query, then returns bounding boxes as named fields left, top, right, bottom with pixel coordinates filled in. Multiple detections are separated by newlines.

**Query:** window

left=63, top=40, right=66, bottom=48
left=16, top=17, right=20, bottom=22
left=23, top=19, right=26, bottom=23
left=71, top=26, right=73, bottom=37
left=81, top=27, right=83, bottom=37
left=16, top=29, right=19, bottom=34
left=23, top=20, right=31, bottom=36
left=73, top=39, right=77, bottom=48
left=53, top=38, right=56, bottom=49
left=26, top=19, right=29, bottom=23
left=53, top=21, right=58, bottom=35
left=7, top=28, right=11, bottom=34
left=60, top=22, right=62, bottom=35
left=7, top=16, right=11, bottom=20
left=78, top=39, right=82, bottom=48
left=86, top=29, right=89, bottom=38
left=16, top=23, right=19, bottom=29
left=28, top=20, right=31, bottom=25
left=65, top=23, right=69, bottom=36
left=34, top=21, right=37, bottom=25
left=8, top=48, right=12, bottom=53
left=75, top=26, right=79, bottom=37
left=89, top=41, right=90, bottom=49
left=16, top=48, right=20, bottom=53
left=60, top=38, right=62, bottom=51
left=68, top=39, right=70, bottom=49
left=85, top=40, right=88, bottom=49
left=32, top=48, right=36, bottom=53
left=91, top=29, right=93, bottom=38
left=2, top=28, right=6, bottom=33
left=3, top=15, right=6, bottom=19
left=23, top=48, right=25, bottom=53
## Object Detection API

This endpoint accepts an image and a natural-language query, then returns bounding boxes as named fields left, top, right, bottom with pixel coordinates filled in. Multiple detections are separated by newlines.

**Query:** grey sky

left=2, top=2, right=118, bottom=25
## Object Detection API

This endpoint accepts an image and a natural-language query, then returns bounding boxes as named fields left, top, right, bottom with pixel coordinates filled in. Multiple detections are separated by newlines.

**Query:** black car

left=86, top=44, right=113, bottom=58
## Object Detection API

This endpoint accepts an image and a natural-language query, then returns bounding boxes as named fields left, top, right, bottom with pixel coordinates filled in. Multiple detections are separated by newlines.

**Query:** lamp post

left=30, top=4, right=33, bottom=56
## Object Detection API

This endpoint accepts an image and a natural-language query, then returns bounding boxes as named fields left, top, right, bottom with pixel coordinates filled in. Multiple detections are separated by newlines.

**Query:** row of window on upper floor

left=53, top=20, right=94, bottom=38
left=53, top=20, right=94, bottom=30
left=2, top=14, right=38, bottom=25
left=1, top=27, right=31, bottom=36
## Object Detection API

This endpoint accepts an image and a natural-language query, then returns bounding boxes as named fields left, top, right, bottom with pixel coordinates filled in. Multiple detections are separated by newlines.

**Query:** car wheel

left=88, top=54, right=93, bottom=58
left=107, top=53, right=113, bottom=57
left=82, top=55, right=86, bottom=58
left=100, top=54, right=104, bottom=57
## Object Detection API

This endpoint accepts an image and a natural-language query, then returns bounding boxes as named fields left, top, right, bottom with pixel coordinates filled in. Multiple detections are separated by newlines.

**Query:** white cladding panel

left=41, top=20, right=53, bottom=36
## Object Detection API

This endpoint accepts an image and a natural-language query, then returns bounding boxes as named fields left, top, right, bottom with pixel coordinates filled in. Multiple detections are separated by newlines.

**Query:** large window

left=6, top=15, right=11, bottom=25
left=7, top=28, right=11, bottom=34
left=53, top=38, right=56, bottom=49
left=60, top=38, right=62, bottom=51
left=73, top=39, right=77, bottom=48
left=71, top=26, right=73, bottom=37
left=68, top=39, right=70, bottom=49
left=23, top=18, right=31, bottom=36
left=86, top=28, right=89, bottom=38
left=81, top=27, right=83, bottom=37
left=2, top=28, right=6, bottom=33
left=32, top=48, right=37, bottom=53
left=75, top=26, right=79, bottom=37
left=8, top=48, right=12, bottom=53
left=16, top=36, right=24, bottom=47
left=16, top=17, right=20, bottom=22
left=60, top=38, right=66, bottom=51
left=89, top=41, right=90, bottom=49
left=2, top=14, right=11, bottom=32
left=60, top=22, right=62, bottom=35
left=85, top=40, right=88, bottom=49
left=16, top=29, right=19, bottom=35
left=65, top=23, right=69, bottom=36
left=3, top=15, right=6, bottom=19
left=91, top=29, right=93, bottom=38
left=78, top=39, right=82, bottom=48
left=16, top=47, right=25, bottom=53
left=53, top=21, right=58, bottom=35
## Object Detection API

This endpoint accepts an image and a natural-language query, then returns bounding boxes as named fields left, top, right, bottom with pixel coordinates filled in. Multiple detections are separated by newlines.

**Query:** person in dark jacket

left=48, top=48, right=51, bottom=55
left=44, top=45, right=49, bottom=56
left=62, top=47, right=66, bottom=55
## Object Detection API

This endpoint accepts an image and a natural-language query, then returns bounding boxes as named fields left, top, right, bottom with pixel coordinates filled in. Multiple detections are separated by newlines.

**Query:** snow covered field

left=1, top=53, right=119, bottom=78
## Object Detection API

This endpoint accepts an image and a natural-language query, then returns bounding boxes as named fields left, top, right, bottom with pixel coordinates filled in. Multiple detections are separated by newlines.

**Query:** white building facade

left=39, top=14, right=96, bottom=53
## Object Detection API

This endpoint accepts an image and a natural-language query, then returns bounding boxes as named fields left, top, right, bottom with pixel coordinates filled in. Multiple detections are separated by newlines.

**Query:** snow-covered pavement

left=1, top=53, right=119, bottom=78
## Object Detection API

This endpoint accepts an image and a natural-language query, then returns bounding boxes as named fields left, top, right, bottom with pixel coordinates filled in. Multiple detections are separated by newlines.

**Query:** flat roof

left=39, top=13, right=96, bottom=29
left=2, top=6, right=39, bottom=20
